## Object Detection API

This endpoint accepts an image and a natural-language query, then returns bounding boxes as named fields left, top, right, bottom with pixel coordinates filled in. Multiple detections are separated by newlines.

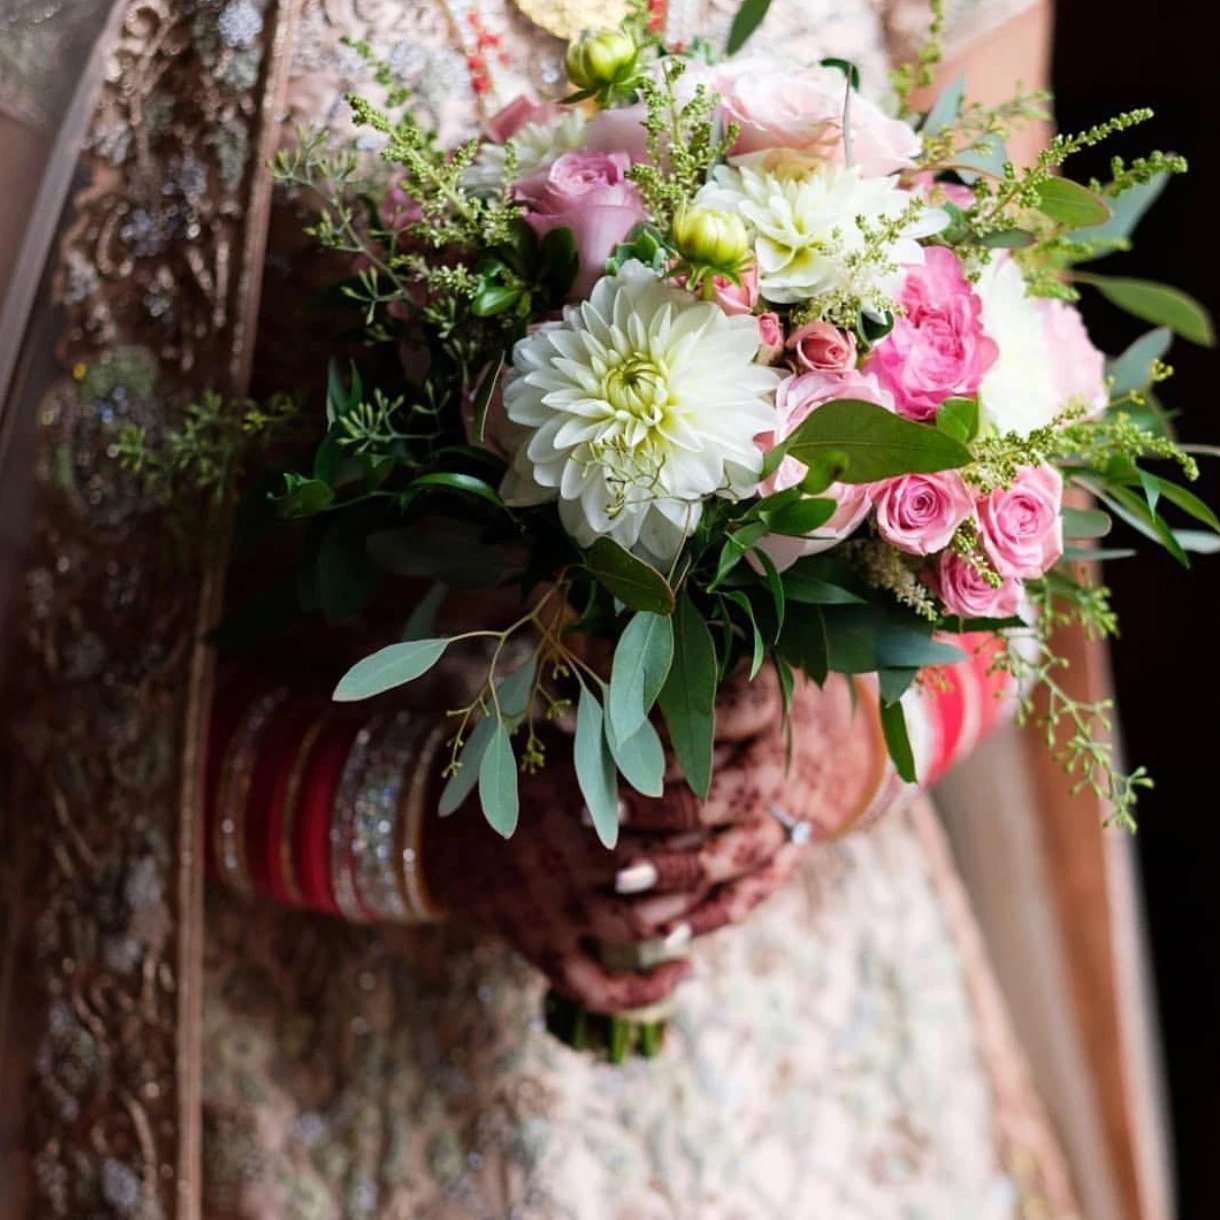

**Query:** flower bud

left=671, top=205, right=751, bottom=274
left=566, top=29, right=639, bottom=93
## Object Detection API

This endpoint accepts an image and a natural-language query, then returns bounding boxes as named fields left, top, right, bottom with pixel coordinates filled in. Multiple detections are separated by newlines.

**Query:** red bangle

left=244, top=698, right=325, bottom=905
left=293, top=710, right=363, bottom=918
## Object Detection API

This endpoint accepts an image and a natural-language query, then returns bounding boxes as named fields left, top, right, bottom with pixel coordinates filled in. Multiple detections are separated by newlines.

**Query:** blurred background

left=1054, top=4, right=1220, bottom=1215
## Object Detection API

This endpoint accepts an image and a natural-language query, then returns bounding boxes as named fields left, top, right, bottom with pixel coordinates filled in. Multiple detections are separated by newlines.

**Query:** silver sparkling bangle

left=330, top=713, right=383, bottom=922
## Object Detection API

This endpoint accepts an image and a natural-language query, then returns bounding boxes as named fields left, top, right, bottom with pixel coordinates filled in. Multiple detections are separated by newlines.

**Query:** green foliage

left=658, top=594, right=718, bottom=798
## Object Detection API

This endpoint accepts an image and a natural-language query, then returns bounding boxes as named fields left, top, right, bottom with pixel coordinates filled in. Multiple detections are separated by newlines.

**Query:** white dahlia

left=462, top=110, right=588, bottom=194
left=501, top=261, right=782, bottom=561
left=696, top=152, right=947, bottom=310
left=975, top=254, right=1062, bottom=436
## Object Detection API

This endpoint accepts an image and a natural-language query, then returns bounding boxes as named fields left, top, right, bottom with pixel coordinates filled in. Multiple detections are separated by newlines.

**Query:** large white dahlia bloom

left=501, top=261, right=781, bottom=561
left=696, top=153, right=947, bottom=309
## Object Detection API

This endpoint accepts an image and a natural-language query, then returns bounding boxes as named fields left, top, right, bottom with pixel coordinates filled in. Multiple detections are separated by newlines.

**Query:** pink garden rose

left=865, top=247, right=998, bottom=421
left=752, top=369, right=891, bottom=569
left=873, top=471, right=975, bottom=555
left=678, top=265, right=760, bottom=316
left=977, top=463, right=1064, bottom=578
left=1039, top=298, right=1108, bottom=417
left=485, top=95, right=561, bottom=143
left=933, top=551, right=1023, bottom=619
left=787, top=321, right=857, bottom=373
left=515, top=151, right=648, bottom=298
left=757, top=312, right=785, bottom=363
left=710, top=60, right=921, bottom=176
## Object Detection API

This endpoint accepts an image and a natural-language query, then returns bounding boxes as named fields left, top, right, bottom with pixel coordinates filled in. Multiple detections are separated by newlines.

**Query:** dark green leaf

left=752, top=545, right=786, bottom=640
left=586, top=538, right=675, bottom=614
left=367, top=522, right=520, bottom=587
left=709, top=521, right=770, bottom=589
left=318, top=517, right=382, bottom=622
left=935, top=397, right=980, bottom=445
left=658, top=595, right=718, bottom=800
left=978, top=229, right=1035, bottom=249
left=575, top=684, right=620, bottom=848
left=277, top=474, right=335, bottom=518
left=762, top=496, right=837, bottom=537
left=879, top=700, right=917, bottom=783
left=777, top=606, right=828, bottom=684
left=1077, top=273, right=1215, bottom=347
left=478, top=722, right=520, bottom=837
left=1143, top=475, right=1220, bottom=533
left=819, top=57, right=861, bottom=89
left=472, top=282, right=522, bottom=318
left=1061, top=507, right=1112, bottom=540
left=1107, top=328, right=1172, bottom=398
left=724, top=590, right=766, bottom=678
left=1094, top=485, right=1189, bottom=567
left=326, top=358, right=362, bottom=425
left=785, top=398, right=972, bottom=484
left=402, top=471, right=504, bottom=509
left=726, top=0, right=773, bottom=54
left=333, top=638, right=449, bottom=701
left=1033, top=178, right=1111, bottom=228
left=783, top=574, right=866, bottom=605
left=609, top=611, right=675, bottom=741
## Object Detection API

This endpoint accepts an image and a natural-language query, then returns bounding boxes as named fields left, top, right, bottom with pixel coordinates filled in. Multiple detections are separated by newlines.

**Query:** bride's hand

left=616, top=668, right=886, bottom=938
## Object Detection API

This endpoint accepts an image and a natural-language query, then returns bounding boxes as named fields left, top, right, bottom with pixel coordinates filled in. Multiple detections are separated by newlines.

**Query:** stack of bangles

left=206, top=676, right=445, bottom=924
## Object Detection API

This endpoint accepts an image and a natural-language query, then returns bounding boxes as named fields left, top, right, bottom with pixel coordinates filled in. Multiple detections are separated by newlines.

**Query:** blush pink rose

left=933, top=551, right=1023, bottom=619
left=873, top=471, right=975, bottom=555
left=710, top=60, right=921, bottom=177
left=485, top=95, right=561, bottom=143
left=787, top=321, right=857, bottom=373
left=677, top=265, right=760, bottom=316
left=583, top=104, right=652, bottom=162
left=515, top=151, right=648, bottom=298
left=757, top=312, right=785, bottom=363
left=977, top=464, right=1064, bottom=578
left=1039, top=298, right=1108, bottom=417
left=865, top=247, right=998, bottom=421
left=752, top=369, right=891, bottom=569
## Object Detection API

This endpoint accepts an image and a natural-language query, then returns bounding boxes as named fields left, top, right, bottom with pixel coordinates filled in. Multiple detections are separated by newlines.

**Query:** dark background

left=1053, top=7, right=1220, bottom=1215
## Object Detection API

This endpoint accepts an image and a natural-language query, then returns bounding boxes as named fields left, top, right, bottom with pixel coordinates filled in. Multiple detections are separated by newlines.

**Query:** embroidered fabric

left=0, top=0, right=1070, bottom=1217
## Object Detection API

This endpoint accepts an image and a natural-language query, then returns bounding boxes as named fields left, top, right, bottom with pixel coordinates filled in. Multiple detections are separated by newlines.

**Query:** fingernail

left=614, top=862, right=658, bottom=895
left=662, top=922, right=692, bottom=954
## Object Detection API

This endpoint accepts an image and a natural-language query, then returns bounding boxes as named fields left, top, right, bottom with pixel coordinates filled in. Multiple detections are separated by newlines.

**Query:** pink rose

left=977, top=464, right=1064, bottom=578
left=752, top=369, right=891, bottom=568
left=757, top=312, right=785, bottom=363
left=583, top=104, right=651, bottom=162
left=910, top=171, right=976, bottom=210
left=676, top=265, right=760, bottom=316
left=787, top=321, right=857, bottom=373
left=515, top=151, right=648, bottom=299
left=874, top=471, right=975, bottom=555
left=933, top=551, right=1023, bottom=619
left=485, top=95, right=561, bottom=143
left=710, top=60, right=921, bottom=177
left=865, top=247, right=998, bottom=421
left=1039, top=298, right=1108, bottom=417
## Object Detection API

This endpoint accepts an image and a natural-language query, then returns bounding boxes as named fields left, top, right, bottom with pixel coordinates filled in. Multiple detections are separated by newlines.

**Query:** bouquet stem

left=544, top=989, right=672, bottom=1063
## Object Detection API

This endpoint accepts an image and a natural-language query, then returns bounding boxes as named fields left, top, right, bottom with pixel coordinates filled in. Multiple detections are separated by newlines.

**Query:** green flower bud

left=566, top=28, right=639, bottom=93
left=671, top=205, right=751, bottom=273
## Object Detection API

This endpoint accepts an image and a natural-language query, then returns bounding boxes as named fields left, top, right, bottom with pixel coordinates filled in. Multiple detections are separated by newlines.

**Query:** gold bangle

left=397, top=724, right=447, bottom=924
left=824, top=677, right=906, bottom=841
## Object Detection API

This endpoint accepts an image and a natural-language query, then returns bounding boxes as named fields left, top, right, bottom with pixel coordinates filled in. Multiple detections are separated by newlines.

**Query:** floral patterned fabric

left=199, top=4, right=1074, bottom=1219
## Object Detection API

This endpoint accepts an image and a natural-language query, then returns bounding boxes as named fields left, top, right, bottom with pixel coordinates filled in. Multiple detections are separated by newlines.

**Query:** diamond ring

left=768, top=803, right=813, bottom=847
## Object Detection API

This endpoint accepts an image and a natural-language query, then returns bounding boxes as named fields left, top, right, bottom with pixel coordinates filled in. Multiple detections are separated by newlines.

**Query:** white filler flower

left=502, top=261, right=781, bottom=560
left=697, top=153, right=946, bottom=310
left=463, top=111, right=588, bottom=194
left=975, top=254, right=1061, bottom=436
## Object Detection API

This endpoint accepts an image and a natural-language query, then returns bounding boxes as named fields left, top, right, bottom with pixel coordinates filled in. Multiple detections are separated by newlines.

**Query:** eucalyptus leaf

left=954, top=133, right=1007, bottom=183
left=1077, top=273, right=1215, bottom=347
left=586, top=538, right=675, bottom=614
left=609, top=612, right=675, bottom=741
left=785, top=398, right=972, bottom=483
left=575, top=684, right=620, bottom=848
left=1074, top=172, right=1170, bottom=245
left=978, top=229, right=1035, bottom=249
left=402, top=582, right=448, bottom=640
left=1174, top=530, right=1220, bottom=554
left=438, top=714, right=496, bottom=816
left=878, top=666, right=919, bottom=706
left=333, top=637, right=449, bottom=701
left=478, top=722, right=520, bottom=837
left=922, top=72, right=965, bottom=136
left=657, top=596, right=718, bottom=799
left=604, top=712, right=665, bottom=798
left=1107, top=328, right=1172, bottom=398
